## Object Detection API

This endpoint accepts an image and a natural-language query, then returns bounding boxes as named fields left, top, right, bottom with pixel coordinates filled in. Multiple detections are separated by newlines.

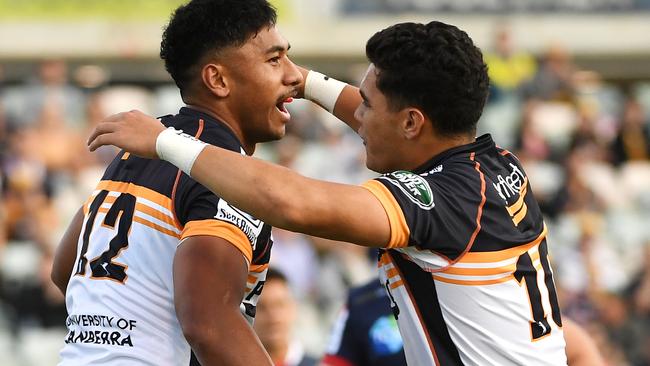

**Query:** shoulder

left=375, top=171, right=435, bottom=210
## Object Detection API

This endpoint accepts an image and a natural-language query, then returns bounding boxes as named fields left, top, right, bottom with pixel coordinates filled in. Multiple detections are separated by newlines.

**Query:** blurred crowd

left=0, top=26, right=649, bottom=365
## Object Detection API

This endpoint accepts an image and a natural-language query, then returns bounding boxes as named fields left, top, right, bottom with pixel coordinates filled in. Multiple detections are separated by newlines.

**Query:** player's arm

left=297, top=66, right=362, bottom=133
left=563, top=318, right=606, bottom=366
left=51, top=207, right=84, bottom=295
left=88, top=114, right=392, bottom=248
left=174, top=235, right=272, bottom=365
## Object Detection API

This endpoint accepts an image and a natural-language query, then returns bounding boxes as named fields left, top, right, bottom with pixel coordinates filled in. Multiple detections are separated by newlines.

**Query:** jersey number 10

left=513, top=242, right=562, bottom=341
left=74, top=190, right=136, bottom=284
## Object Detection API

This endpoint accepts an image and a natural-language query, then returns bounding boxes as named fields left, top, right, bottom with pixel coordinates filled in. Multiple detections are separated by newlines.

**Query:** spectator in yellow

left=484, top=25, right=537, bottom=101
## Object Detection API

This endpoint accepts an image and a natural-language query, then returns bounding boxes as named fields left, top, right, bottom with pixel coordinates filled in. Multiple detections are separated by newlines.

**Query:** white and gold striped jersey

left=59, top=107, right=273, bottom=365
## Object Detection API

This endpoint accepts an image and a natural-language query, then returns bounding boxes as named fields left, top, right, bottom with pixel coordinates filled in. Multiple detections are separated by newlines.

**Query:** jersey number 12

left=74, top=190, right=136, bottom=284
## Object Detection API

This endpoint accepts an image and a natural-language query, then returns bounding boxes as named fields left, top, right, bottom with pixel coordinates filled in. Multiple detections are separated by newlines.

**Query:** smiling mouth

left=275, top=97, right=293, bottom=114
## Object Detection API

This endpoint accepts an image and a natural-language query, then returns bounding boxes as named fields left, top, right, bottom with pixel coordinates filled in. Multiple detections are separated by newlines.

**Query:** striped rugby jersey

left=362, top=134, right=567, bottom=366
left=59, top=107, right=273, bottom=365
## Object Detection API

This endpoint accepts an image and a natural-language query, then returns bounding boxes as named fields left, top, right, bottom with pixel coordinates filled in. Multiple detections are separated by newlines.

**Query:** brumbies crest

left=381, top=171, right=434, bottom=210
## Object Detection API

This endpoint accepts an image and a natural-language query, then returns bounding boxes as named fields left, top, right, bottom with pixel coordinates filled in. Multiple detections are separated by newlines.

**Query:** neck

left=184, top=102, right=255, bottom=155
left=407, top=133, right=475, bottom=170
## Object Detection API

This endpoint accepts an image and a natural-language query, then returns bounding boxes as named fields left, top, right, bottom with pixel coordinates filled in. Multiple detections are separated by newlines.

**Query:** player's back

left=59, top=108, right=258, bottom=365
left=365, top=135, right=567, bottom=365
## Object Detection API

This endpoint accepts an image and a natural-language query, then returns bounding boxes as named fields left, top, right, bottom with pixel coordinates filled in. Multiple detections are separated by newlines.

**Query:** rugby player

left=88, top=21, right=570, bottom=365
left=51, top=0, right=301, bottom=364
left=322, top=277, right=407, bottom=366
left=253, top=268, right=318, bottom=366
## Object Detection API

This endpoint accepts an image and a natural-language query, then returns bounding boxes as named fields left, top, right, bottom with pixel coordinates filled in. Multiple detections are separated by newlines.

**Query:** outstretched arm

left=297, top=66, right=363, bottom=133
left=87, top=111, right=391, bottom=248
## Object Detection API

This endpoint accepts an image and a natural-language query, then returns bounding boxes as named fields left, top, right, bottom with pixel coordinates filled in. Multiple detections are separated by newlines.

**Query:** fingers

left=87, top=121, right=118, bottom=146
left=101, top=111, right=128, bottom=122
left=88, top=132, right=116, bottom=152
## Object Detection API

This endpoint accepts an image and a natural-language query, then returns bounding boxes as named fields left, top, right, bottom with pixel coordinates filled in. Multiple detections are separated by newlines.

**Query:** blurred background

left=1, top=0, right=650, bottom=365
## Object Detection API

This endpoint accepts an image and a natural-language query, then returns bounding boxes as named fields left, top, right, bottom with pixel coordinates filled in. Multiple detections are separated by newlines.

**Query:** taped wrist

left=304, top=70, right=347, bottom=113
left=155, top=127, right=207, bottom=175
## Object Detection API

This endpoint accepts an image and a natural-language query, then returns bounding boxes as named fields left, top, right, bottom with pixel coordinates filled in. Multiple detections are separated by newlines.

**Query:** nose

left=284, top=57, right=303, bottom=87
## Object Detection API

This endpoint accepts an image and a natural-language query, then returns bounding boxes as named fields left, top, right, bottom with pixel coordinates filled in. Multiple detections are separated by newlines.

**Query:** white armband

left=155, top=127, right=207, bottom=175
left=304, top=71, right=347, bottom=113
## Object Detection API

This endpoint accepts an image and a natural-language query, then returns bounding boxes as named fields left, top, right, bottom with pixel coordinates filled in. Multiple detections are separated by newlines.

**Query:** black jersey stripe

left=390, top=250, right=464, bottom=366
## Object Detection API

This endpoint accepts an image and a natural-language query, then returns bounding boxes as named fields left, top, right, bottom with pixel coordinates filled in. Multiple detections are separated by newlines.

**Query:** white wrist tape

left=304, top=70, right=347, bottom=113
left=156, top=127, right=207, bottom=175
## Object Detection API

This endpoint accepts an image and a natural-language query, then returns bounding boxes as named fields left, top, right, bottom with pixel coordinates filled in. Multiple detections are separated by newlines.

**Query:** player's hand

left=88, top=110, right=165, bottom=159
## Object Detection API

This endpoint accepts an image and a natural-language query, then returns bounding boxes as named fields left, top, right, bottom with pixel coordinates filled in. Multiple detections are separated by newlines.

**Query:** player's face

left=253, top=279, right=296, bottom=350
left=225, top=26, right=302, bottom=145
left=355, top=64, right=407, bottom=173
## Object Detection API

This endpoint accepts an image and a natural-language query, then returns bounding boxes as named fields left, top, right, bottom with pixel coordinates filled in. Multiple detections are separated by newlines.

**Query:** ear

left=402, top=108, right=426, bottom=139
left=201, top=63, right=229, bottom=98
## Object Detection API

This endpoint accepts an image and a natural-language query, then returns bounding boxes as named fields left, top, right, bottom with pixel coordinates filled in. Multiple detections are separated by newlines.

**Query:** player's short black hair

left=366, top=21, right=489, bottom=137
left=160, top=0, right=277, bottom=97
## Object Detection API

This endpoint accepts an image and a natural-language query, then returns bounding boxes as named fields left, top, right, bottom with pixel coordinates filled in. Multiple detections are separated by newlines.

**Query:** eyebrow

left=265, top=43, right=291, bottom=54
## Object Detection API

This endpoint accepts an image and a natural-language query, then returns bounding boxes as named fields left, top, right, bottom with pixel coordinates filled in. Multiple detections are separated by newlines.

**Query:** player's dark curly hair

left=160, top=0, right=277, bottom=97
left=366, top=21, right=489, bottom=136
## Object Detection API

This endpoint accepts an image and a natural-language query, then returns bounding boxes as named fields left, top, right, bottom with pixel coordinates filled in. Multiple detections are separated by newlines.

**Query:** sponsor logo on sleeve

left=380, top=171, right=434, bottom=210
left=215, top=200, right=264, bottom=249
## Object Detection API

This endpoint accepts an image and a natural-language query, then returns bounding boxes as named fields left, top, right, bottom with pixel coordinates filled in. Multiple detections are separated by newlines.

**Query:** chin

left=269, top=128, right=286, bottom=141
left=366, top=158, right=394, bottom=174
left=256, top=129, right=285, bottom=143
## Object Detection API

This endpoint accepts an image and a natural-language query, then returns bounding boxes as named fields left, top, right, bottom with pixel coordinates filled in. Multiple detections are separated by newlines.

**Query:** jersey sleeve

left=361, top=169, right=483, bottom=260
left=174, top=174, right=262, bottom=263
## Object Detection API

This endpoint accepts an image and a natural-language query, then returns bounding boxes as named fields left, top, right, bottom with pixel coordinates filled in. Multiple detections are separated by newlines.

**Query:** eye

left=361, top=99, right=371, bottom=108
left=268, top=56, right=281, bottom=65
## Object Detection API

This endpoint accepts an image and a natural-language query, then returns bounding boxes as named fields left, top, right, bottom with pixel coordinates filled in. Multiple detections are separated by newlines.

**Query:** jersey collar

left=412, top=134, right=495, bottom=174
left=179, top=106, right=245, bottom=149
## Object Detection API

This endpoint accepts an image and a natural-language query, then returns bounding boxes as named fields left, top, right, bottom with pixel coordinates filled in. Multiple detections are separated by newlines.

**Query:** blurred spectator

left=484, top=25, right=537, bottom=102
left=254, top=268, right=318, bottom=366
left=4, top=59, right=85, bottom=130
left=623, top=243, right=650, bottom=365
left=515, top=100, right=553, bottom=161
left=595, top=292, right=646, bottom=365
left=522, top=43, right=576, bottom=102
left=321, top=277, right=406, bottom=366
left=610, top=97, right=650, bottom=166
left=270, top=228, right=320, bottom=300
left=0, top=130, right=66, bottom=337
